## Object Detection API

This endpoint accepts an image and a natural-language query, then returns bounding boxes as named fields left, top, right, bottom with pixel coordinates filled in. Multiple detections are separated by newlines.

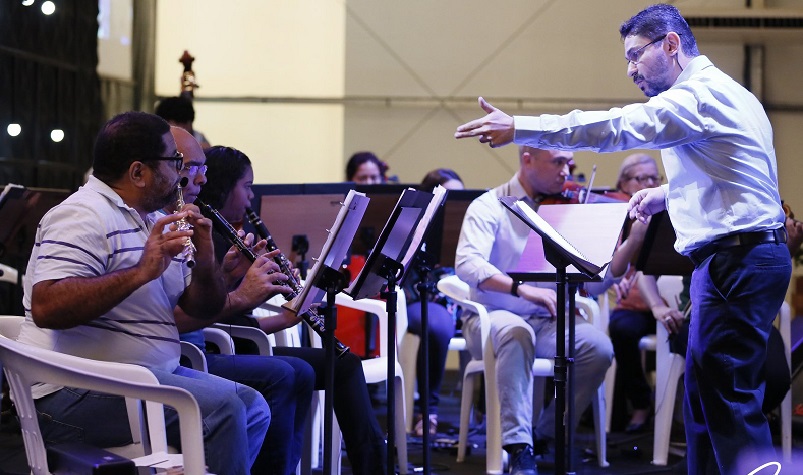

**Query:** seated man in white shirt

left=455, top=146, right=614, bottom=475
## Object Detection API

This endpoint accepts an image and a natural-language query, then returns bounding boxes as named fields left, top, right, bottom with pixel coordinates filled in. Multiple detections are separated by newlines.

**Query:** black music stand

left=635, top=211, right=694, bottom=276
left=502, top=199, right=628, bottom=475
left=346, top=186, right=445, bottom=475
left=285, top=190, right=369, bottom=475
left=0, top=184, right=70, bottom=314
left=411, top=251, right=437, bottom=474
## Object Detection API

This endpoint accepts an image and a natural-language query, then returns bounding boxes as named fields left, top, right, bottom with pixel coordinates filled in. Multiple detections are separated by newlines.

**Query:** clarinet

left=197, top=200, right=350, bottom=358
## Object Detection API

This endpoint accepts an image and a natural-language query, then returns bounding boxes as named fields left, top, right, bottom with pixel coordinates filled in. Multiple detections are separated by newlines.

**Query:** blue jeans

left=406, top=301, right=456, bottom=415
left=35, top=365, right=270, bottom=475
left=685, top=241, right=791, bottom=475
left=204, top=353, right=314, bottom=475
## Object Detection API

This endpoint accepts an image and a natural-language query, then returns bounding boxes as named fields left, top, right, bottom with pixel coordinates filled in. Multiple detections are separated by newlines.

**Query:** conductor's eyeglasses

left=181, top=164, right=208, bottom=177
left=625, top=34, right=666, bottom=65
left=626, top=174, right=662, bottom=184
left=142, top=151, right=184, bottom=172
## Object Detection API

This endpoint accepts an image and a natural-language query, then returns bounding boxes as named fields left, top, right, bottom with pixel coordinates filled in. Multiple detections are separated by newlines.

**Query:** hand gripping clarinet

left=196, top=200, right=350, bottom=358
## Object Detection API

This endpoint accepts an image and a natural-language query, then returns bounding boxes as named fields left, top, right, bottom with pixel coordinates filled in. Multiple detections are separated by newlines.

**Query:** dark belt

left=689, top=227, right=788, bottom=267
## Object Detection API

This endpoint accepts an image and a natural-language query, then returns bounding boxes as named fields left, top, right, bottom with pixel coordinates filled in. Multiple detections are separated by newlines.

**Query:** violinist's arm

left=786, top=217, right=803, bottom=257
left=609, top=218, right=649, bottom=277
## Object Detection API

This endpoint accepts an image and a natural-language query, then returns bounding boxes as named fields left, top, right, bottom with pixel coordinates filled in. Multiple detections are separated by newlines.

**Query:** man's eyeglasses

left=625, top=34, right=667, bottom=65
left=181, top=164, right=208, bottom=177
left=141, top=151, right=184, bottom=172
left=626, top=174, right=663, bottom=184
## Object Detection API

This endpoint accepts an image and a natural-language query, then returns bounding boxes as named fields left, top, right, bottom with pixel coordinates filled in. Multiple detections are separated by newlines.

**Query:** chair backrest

left=252, top=294, right=302, bottom=349
left=334, top=287, right=408, bottom=359
left=656, top=275, right=684, bottom=311
left=0, top=315, right=24, bottom=339
left=437, top=274, right=493, bottom=359
left=0, top=335, right=206, bottom=475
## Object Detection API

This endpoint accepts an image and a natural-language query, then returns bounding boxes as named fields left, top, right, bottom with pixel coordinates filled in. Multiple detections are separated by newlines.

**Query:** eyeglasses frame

left=140, top=151, right=184, bottom=172
left=626, top=34, right=667, bottom=65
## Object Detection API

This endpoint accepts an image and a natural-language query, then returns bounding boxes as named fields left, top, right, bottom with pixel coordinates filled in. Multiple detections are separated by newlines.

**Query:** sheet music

left=509, top=199, right=588, bottom=261
left=501, top=197, right=629, bottom=278
left=285, top=190, right=369, bottom=315
left=400, top=185, right=447, bottom=269
left=346, top=187, right=436, bottom=300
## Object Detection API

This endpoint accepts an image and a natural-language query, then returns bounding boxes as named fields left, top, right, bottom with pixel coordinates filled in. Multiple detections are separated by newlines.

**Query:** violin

left=541, top=181, right=631, bottom=205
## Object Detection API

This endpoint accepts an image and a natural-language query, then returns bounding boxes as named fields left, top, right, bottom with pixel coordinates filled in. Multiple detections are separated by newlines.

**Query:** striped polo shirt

left=18, top=176, right=189, bottom=398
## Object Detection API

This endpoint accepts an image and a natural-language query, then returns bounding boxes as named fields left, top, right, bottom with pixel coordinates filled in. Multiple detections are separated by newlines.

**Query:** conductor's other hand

left=628, top=186, right=666, bottom=223
left=454, top=97, right=514, bottom=148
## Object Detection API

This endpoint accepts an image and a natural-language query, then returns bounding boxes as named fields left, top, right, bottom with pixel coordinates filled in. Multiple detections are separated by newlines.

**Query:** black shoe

left=509, top=445, right=538, bottom=475
left=624, top=411, right=652, bottom=433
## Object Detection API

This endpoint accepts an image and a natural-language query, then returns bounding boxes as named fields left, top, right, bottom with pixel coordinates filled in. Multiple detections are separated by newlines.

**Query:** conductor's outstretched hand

left=455, top=97, right=514, bottom=148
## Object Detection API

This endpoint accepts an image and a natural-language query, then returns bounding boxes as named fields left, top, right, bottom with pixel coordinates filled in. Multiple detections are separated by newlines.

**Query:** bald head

left=171, top=126, right=204, bottom=163
left=170, top=126, right=207, bottom=204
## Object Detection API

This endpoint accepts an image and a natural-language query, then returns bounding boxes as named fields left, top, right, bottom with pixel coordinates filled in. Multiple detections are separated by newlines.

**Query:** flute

left=175, top=177, right=196, bottom=268
left=197, top=199, right=350, bottom=358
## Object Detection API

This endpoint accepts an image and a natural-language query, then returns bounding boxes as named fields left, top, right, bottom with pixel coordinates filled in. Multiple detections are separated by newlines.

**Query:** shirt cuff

left=513, top=115, right=543, bottom=144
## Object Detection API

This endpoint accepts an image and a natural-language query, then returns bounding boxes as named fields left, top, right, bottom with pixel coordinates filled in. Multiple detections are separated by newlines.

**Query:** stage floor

left=2, top=370, right=802, bottom=474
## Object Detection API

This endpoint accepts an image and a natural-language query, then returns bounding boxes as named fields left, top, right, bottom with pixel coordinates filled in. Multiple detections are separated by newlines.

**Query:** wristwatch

left=510, top=280, right=523, bottom=297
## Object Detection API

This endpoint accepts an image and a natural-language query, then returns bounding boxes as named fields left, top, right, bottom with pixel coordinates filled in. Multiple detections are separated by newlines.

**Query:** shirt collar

left=85, top=175, right=153, bottom=227
left=674, top=55, right=713, bottom=86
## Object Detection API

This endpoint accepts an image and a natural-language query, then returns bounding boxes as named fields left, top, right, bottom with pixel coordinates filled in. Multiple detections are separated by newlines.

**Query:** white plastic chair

left=253, top=290, right=410, bottom=474
left=0, top=263, right=19, bottom=285
left=437, top=275, right=609, bottom=474
left=0, top=333, right=207, bottom=475
left=316, top=289, right=408, bottom=475
left=399, top=317, right=466, bottom=433
left=639, top=275, right=685, bottom=466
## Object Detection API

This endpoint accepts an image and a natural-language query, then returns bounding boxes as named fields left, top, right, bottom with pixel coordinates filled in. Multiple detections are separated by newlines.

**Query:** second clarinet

left=197, top=200, right=350, bottom=358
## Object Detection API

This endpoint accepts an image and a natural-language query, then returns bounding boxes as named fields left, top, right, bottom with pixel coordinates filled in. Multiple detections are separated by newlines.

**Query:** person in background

left=17, top=111, right=267, bottom=475
left=196, top=145, right=388, bottom=474
left=346, top=151, right=388, bottom=184
left=454, top=5, right=791, bottom=473
left=420, top=168, right=464, bottom=192
left=155, top=96, right=211, bottom=149
left=167, top=127, right=314, bottom=475
left=605, top=153, right=681, bottom=433
left=404, top=168, right=464, bottom=437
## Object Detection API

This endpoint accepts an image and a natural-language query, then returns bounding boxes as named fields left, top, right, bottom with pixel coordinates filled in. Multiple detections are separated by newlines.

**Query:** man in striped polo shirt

left=17, top=111, right=270, bottom=475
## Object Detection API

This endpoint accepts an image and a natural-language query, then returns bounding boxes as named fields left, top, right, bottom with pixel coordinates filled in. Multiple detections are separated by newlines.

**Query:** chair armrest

left=0, top=337, right=206, bottom=475
left=180, top=341, right=208, bottom=372
left=0, top=264, right=18, bottom=285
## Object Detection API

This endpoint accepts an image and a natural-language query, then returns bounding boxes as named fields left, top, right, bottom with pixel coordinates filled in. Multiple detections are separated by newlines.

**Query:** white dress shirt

left=513, top=55, right=784, bottom=254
